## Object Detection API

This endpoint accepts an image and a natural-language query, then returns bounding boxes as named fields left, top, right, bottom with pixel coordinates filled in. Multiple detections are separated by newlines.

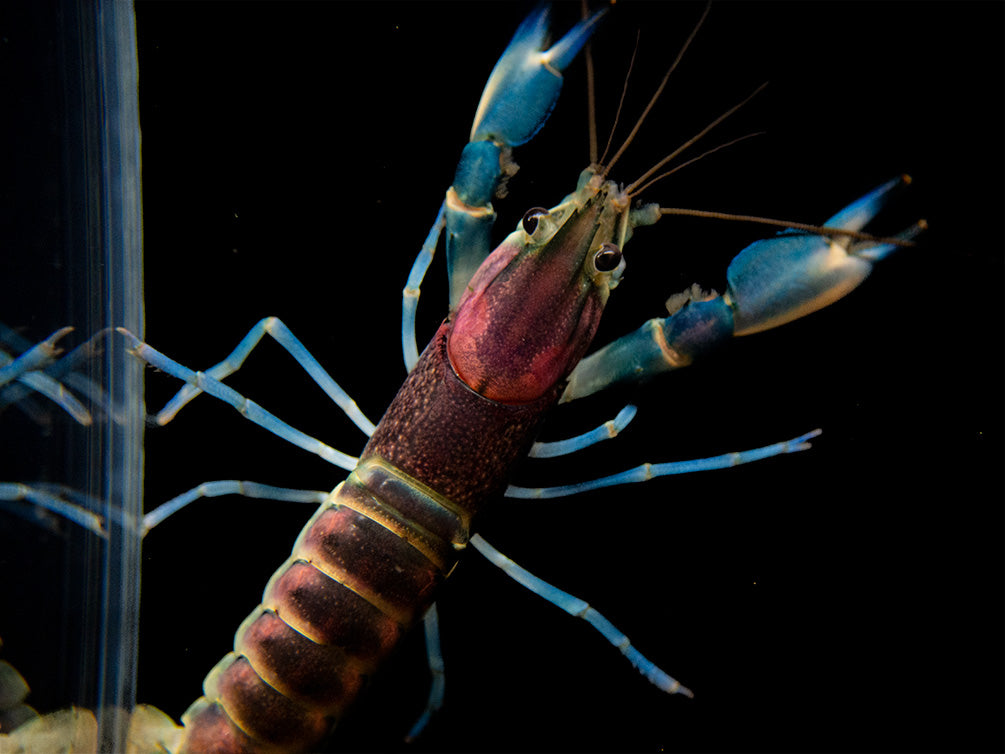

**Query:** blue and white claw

left=563, top=177, right=923, bottom=401
left=446, top=4, right=607, bottom=306
left=469, top=3, right=608, bottom=146
left=725, top=175, right=917, bottom=335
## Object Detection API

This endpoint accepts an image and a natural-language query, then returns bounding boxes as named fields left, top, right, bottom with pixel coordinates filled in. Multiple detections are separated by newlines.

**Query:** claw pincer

left=726, top=176, right=914, bottom=335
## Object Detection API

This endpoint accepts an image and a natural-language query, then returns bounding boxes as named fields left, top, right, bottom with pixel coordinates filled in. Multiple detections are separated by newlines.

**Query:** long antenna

left=598, top=30, right=641, bottom=168
left=657, top=208, right=924, bottom=247
left=603, top=1, right=711, bottom=175
left=581, top=0, right=599, bottom=164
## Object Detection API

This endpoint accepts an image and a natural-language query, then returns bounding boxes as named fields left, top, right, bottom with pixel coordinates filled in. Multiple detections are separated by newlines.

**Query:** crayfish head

left=447, top=170, right=634, bottom=404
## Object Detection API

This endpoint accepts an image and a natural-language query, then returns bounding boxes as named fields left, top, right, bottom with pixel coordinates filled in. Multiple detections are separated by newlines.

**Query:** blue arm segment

left=445, top=177, right=497, bottom=309
left=471, top=534, right=692, bottom=697
left=507, top=429, right=821, bottom=499
left=563, top=178, right=920, bottom=401
left=562, top=298, right=735, bottom=404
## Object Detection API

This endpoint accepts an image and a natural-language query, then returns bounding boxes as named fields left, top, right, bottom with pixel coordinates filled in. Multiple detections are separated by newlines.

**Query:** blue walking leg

left=151, top=317, right=375, bottom=437
left=142, top=482, right=327, bottom=534
left=405, top=604, right=446, bottom=742
left=507, top=429, right=821, bottom=499
left=528, top=404, right=638, bottom=458
left=0, top=327, right=93, bottom=425
left=117, top=329, right=359, bottom=471
left=401, top=203, right=447, bottom=372
left=0, top=483, right=105, bottom=536
left=471, top=534, right=692, bottom=697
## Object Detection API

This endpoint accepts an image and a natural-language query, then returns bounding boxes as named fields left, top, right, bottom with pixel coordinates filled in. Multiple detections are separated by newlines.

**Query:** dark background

left=5, top=2, right=1003, bottom=752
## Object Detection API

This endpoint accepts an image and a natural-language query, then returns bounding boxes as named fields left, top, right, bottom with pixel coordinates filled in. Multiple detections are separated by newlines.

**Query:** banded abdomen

left=177, top=323, right=561, bottom=753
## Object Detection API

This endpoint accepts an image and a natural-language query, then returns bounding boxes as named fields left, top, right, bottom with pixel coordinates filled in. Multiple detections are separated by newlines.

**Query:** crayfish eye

left=593, top=242, right=622, bottom=272
left=521, top=206, right=549, bottom=234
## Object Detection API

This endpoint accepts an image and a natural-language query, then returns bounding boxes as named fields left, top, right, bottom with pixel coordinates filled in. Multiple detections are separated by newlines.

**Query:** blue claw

left=726, top=175, right=916, bottom=335
left=470, top=3, right=607, bottom=146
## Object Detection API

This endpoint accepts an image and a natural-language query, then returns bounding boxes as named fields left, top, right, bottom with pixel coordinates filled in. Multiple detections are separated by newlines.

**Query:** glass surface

left=0, top=0, right=143, bottom=750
